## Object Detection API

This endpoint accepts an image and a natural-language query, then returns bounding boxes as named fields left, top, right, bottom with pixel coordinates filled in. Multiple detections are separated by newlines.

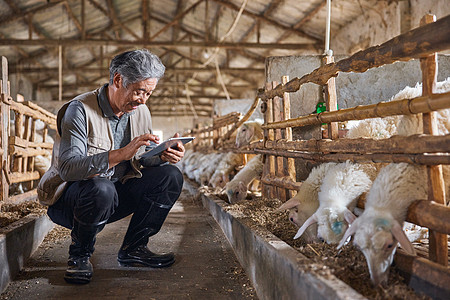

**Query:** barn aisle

left=0, top=184, right=256, bottom=300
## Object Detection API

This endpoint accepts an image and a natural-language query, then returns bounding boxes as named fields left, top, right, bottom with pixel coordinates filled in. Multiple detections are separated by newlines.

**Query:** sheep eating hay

left=293, top=161, right=375, bottom=244
left=223, top=154, right=263, bottom=203
left=337, top=163, right=427, bottom=286
left=277, top=162, right=338, bottom=243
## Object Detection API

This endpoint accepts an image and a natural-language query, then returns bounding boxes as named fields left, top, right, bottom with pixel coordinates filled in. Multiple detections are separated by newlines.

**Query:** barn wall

left=333, top=0, right=450, bottom=55
left=151, top=116, right=210, bottom=141
left=9, top=74, right=33, bottom=101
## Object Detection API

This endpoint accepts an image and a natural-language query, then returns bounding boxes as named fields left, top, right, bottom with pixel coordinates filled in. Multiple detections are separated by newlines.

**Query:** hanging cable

left=324, top=0, right=333, bottom=56
left=184, top=83, right=199, bottom=119
left=214, top=56, right=230, bottom=100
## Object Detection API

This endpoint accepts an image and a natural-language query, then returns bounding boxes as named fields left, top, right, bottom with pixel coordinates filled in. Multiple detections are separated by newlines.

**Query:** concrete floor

left=0, top=186, right=257, bottom=300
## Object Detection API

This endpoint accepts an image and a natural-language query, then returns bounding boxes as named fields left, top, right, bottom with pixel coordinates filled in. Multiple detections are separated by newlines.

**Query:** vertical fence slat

left=282, top=75, right=296, bottom=198
left=323, top=55, right=339, bottom=139
left=262, top=82, right=275, bottom=198
left=1, top=56, right=9, bottom=204
left=420, top=14, right=448, bottom=267
left=272, top=81, right=286, bottom=201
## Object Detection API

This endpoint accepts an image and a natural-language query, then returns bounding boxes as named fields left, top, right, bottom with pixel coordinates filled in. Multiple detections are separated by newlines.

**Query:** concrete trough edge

left=183, top=181, right=366, bottom=300
left=0, top=213, right=54, bottom=293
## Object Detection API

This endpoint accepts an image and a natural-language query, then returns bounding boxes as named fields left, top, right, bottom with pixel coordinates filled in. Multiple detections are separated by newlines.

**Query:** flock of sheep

left=180, top=78, right=450, bottom=286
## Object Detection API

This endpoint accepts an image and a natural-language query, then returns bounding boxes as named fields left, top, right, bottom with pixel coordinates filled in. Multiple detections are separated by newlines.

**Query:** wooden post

left=323, top=55, right=338, bottom=139
left=12, top=112, right=23, bottom=173
left=420, top=14, right=447, bottom=266
left=282, top=75, right=296, bottom=198
left=272, top=81, right=286, bottom=201
left=1, top=56, right=10, bottom=203
left=58, top=45, right=62, bottom=101
left=262, top=82, right=275, bottom=199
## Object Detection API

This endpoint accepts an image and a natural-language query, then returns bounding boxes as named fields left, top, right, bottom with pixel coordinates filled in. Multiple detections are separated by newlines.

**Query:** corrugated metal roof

left=0, top=0, right=384, bottom=116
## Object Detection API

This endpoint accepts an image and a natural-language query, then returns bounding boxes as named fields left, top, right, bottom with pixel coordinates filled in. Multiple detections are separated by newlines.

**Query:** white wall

left=151, top=115, right=209, bottom=140
left=333, top=0, right=450, bottom=55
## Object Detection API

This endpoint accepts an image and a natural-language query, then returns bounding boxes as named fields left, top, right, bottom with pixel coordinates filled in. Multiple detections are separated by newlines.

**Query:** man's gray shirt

left=58, top=84, right=163, bottom=183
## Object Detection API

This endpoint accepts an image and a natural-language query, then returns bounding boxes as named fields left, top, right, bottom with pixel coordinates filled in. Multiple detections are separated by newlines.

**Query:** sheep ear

left=294, top=214, right=318, bottom=239
left=337, top=221, right=358, bottom=250
left=344, top=208, right=357, bottom=224
left=277, top=197, right=299, bottom=211
left=391, top=220, right=416, bottom=256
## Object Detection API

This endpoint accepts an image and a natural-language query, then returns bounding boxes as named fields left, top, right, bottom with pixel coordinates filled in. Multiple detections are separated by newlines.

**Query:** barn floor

left=0, top=185, right=257, bottom=300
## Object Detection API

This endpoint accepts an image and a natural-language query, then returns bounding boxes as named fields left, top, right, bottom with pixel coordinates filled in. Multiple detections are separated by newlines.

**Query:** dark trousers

left=48, top=165, right=183, bottom=248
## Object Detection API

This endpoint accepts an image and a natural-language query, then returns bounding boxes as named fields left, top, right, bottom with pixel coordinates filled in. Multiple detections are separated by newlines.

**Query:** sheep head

left=278, top=197, right=319, bottom=243
left=225, top=181, right=247, bottom=203
left=316, top=208, right=356, bottom=244
left=210, top=171, right=228, bottom=188
left=236, top=124, right=253, bottom=148
left=295, top=207, right=356, bottom=244
left=338, top=216, right=416, bottom=286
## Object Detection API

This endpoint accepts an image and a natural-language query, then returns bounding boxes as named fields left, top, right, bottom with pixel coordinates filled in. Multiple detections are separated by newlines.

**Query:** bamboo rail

left=262, top=91, right=450, bottom=130
left=247, top=134, right=450, bottom=155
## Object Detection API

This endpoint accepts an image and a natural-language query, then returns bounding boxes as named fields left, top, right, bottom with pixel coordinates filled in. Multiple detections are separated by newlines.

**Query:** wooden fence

left=186, top=14, right=450, bottom=292
left=0, top=56, right=57, bottom=208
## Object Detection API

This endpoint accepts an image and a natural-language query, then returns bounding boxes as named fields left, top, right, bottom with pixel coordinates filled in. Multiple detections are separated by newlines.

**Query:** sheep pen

left=182, top=15, right=450, bottom=300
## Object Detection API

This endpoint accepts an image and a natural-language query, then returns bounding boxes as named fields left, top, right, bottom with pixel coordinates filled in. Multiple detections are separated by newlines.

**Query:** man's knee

left=77, top=178, right=118, bottom=215
left=165, top=165, right=183, bottom=187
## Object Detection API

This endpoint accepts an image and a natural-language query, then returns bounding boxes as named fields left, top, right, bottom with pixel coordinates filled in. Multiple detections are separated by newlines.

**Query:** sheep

left=394, top=78, right=450, bottom=204
left=199, top=152, right=226, bottom=186
left=346, top=116, right=399, bottom=140
left=193, top=152, right=223, bottom=185
left=293, top=161, right=375, bottom=244
left=209, top=152, right=244, bottom=189
left=277, top=162, right=338, bottom=243
left=223, top=154, right=263, bottom=203
left=235, top=121, right=263, bottom=148
left=337, top=163, right=427, bottom=286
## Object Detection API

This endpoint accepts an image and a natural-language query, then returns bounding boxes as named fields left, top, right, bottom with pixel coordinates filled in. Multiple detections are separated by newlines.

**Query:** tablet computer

left=140, top=136, right=195, bottom=158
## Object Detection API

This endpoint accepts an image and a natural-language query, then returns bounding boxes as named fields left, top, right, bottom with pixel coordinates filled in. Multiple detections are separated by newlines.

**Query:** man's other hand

left=161, top=133, right=185, bottom=164
left=109, top=133, right=159, bottom=167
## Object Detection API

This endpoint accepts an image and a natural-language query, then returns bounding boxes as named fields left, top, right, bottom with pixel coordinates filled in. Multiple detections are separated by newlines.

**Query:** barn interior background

left=0, top=0, right=449, bottom=299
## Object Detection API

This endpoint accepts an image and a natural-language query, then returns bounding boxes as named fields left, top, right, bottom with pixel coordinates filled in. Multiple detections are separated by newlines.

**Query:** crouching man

left=38, top=49, right=184, bottom=284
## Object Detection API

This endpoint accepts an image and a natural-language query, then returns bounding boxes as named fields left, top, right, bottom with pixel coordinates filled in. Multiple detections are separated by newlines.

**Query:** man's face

left=113, top=75, right=158, bottom=114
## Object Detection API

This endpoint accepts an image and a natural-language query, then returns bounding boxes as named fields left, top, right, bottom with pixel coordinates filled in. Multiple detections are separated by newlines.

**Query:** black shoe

left=118, top=245, right=175, bottom=268
left=64, top=256, right=93, bottom=284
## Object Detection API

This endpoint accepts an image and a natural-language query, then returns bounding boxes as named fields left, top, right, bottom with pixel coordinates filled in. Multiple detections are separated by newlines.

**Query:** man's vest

left=37, top=88, right=153, bottom=206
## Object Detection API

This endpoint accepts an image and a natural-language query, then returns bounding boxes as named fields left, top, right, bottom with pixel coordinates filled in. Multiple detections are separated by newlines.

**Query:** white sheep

left=235, top=121, right=263, bottom=148
left=198, top=153, right=225, bottom=186
left=394, top=78, right=450, bottom=204
left=337, top=163, right=426, bottom=286
left=346, top=116, right=399, bottom=140
left=209, top=152, right=244, bottom=188
left=223, top=154, right=263, bottom=203
left=293, top=161, right=375, bottom=244
left=277, top=162, right=337, bottom=243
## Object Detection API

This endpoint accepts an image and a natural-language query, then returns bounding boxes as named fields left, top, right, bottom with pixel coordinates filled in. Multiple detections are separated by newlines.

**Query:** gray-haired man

left=38, top=49, right=185, bottom=284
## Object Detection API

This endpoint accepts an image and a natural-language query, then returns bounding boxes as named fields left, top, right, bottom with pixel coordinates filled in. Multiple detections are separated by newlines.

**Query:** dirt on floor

left=0, top=201, right=47, bottom=228
left=199, top=186, right=431, bottom=300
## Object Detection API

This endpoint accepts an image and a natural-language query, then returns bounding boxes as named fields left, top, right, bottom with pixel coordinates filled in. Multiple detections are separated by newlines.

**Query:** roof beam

left=210, top=0, right=322, bottom=42
left=37, top=82, right=252, bottom=89
left=148, top=0, right=204, bottom=41
left=11, top=67, right=264, bottom=74
left=0, top=1, right=64, bottom=26
left=0, top=38, right=319, bottom=50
